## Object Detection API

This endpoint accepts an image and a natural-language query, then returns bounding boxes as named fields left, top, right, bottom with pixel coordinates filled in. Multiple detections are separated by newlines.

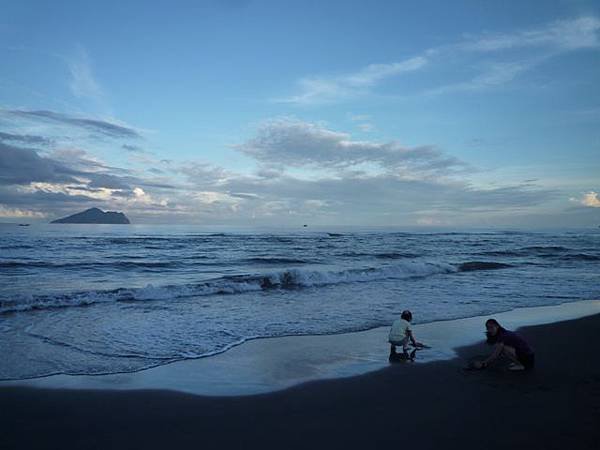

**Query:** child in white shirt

left=389, top=310, right=423, bottom=357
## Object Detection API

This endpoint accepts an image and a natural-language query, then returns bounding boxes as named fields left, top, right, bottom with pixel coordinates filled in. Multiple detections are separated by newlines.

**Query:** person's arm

left=481, top=343, right=504, bottom=368
left=406, top=329, right=422, bottom=348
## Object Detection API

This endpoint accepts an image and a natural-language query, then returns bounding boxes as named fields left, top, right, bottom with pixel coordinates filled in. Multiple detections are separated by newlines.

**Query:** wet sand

left=1, top=311, right=599, bottom=449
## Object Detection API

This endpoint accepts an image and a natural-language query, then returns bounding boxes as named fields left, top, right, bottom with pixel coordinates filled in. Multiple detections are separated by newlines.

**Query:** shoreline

left=1, top=310, right=599, bottom=449
left=2, top=299, right=599, bottom=396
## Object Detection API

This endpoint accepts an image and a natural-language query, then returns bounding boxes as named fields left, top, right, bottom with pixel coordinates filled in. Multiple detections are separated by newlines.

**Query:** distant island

left=51, top=207, right=131, bottom=224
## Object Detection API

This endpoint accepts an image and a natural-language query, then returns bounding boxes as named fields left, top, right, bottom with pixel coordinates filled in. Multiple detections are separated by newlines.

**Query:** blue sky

left=1, top=0, right=599, bottom=226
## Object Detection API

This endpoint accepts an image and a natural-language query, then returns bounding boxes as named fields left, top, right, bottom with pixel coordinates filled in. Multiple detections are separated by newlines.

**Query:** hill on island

left=51, top=208, right=131, bottom=224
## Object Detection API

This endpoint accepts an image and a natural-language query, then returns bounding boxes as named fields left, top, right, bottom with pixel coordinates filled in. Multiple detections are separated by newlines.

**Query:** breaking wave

left=0, top=259, right=518, bottom=315
left=1, top=260, right=464, bottom=314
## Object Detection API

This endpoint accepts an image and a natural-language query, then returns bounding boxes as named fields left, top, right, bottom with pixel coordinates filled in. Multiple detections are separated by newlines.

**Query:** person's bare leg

left=402, top=337, right=410, bottom=356
left=502, top=346, right=524, bottom=369
left=502, top=345, right=519, bottom=362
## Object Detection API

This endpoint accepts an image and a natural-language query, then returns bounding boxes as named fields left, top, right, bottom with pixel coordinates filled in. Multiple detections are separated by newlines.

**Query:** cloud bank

left=0, top=110, right=565, bottom=225
left=236, top=118, right=466, bottom=176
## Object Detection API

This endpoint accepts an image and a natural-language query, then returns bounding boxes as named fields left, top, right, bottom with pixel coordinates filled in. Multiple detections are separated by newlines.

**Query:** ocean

left=1, top=224, right=598, bottom=380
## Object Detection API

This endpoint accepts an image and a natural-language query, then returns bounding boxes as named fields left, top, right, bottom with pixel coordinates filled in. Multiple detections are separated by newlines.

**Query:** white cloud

left=571, top=191, right=600, bottom=207
left=278, top=57, right=427, bottom=105
left=304, top=199, right=328, bottom=208
left=279, top=16, right=600, bottom=103
left=425, top=17, right=600, bottom=95
left=348, top=114, right=375, bottom=132
left=426, top=61, right=530, bottom=95
left=416, top=216, right=446, bottom=226
left=68, top=46, right=104, bottom=101
left=348, top=114, right=371, bottom=122
left=459, top=16, right=600, bottom=52
left=0, top=205, right=46, bottom=219
left=356, top=123, right=374, bottom=132
left=192, top=191, right=239, bottom=205
left=341, top=58, right=428, bottom=86
left=126, top=186, right=168, bottom=207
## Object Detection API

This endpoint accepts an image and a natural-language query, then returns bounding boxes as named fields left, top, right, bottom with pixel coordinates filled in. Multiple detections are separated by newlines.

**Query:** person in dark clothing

left=473, top=319, right=535, bottom=371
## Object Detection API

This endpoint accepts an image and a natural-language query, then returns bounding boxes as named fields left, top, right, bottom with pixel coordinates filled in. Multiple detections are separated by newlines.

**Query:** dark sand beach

left=1, top=313, right=599, bottom=450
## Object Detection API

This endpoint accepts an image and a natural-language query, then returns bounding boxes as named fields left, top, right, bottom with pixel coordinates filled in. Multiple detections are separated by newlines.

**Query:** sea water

left=1, top=224, right=598, bottom=380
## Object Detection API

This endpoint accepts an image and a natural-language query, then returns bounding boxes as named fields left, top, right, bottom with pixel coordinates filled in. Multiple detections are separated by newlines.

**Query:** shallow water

left=4, top=300, right=598, bottom=396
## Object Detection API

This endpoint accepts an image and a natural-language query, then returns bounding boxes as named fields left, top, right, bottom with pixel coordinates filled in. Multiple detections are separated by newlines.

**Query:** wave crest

left=0, top=261, right=457, bottom=314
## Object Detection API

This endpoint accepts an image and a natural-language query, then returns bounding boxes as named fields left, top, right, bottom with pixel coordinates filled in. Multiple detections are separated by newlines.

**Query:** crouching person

left=474, top=319, right=535, bottom=371
left=389, top=310, right=423, bottom=358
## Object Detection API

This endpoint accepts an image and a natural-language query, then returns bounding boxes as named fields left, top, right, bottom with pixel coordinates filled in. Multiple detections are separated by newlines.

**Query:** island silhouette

left=51, top=207, right=130, bottom=224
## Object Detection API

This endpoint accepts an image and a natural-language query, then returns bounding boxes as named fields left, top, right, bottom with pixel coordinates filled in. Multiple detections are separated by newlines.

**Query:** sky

left=1, top=0, right=599, bottom=227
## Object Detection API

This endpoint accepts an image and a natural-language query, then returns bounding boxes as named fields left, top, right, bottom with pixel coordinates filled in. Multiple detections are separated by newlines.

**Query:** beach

left=2, top=310, right=599, bottom=450
left=3, top=2, right=600, bottom=449
left=2, top=227, right=599, bottom=449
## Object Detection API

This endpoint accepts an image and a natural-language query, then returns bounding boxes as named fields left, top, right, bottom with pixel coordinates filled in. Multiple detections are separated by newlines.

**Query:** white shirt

left=388, top=318, right=412, bottom=343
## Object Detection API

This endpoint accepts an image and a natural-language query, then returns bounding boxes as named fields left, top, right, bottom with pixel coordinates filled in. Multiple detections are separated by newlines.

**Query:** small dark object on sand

left=464, top=360, right=486, bottom=371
